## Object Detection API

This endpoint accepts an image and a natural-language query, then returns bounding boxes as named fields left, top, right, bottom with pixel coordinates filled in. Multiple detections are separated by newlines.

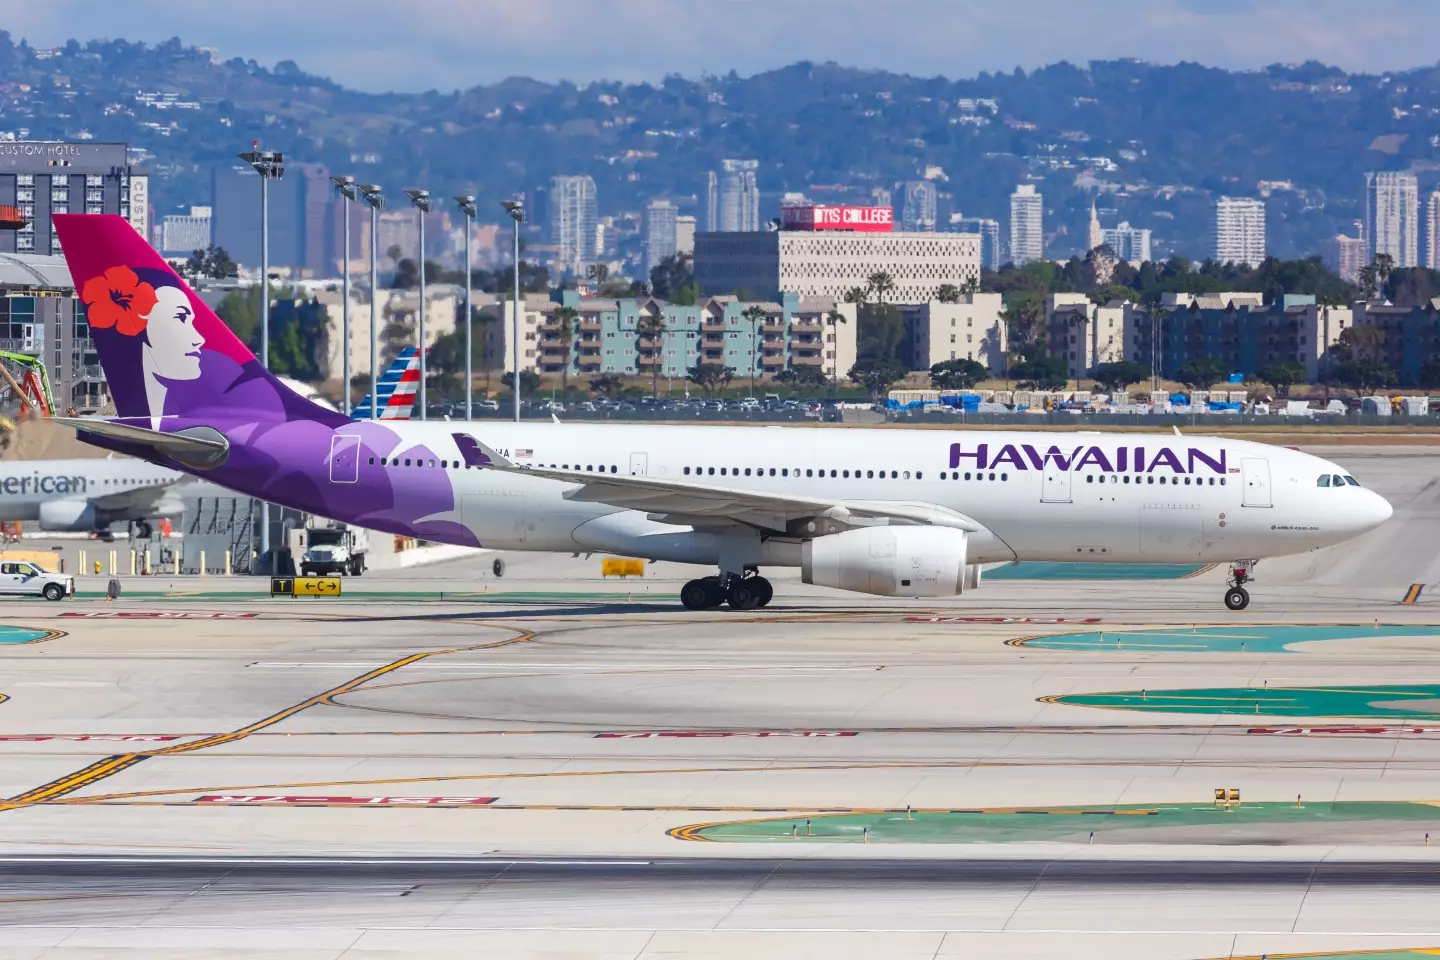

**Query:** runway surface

left=0, top=446, right=1437, bottom=957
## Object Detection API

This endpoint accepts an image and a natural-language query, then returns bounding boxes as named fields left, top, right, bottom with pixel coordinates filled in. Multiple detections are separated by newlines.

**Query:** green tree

left=1008, top=355, right=1068, bottom=390
left=551, top=306, right=580, bottom=394
left=774, top=365, right=830, bottom=391
left=1332, top=357, right=1394, bottom=393
left=650, top=253, right=700, bottom=303
left=929, top=358, right=988, bottom=390
left=1333, top=325, right=1386, bottom=362
left=741, top=304, right=768, bottom=394
left=589, top=372, right=625, bottom=398
left=1257, top=360, right=1308, bottom=399
left=1418, top=355, right=1440, bottom=389
left=636, top=311, right=669, bottom=397
left=867, top=271, right=896, bottom=305
left=1175, top=357, right=1231, bottom=391
left=500, top=370, right=540, bottom=397
left=428, top=328, right=487, bottom=401
left=1089, top=360, right=1151, bottom=393
left=936, top=284, right=961, bottom=304
left=848, top=358, right=908, bottom=401
left=183, top=245, right=238, bottom=280
left=686, top=361, right=734, bottom=396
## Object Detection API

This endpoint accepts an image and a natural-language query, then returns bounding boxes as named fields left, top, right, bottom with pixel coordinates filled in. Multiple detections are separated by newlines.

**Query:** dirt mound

left=0, top=415, right=105, bottom=462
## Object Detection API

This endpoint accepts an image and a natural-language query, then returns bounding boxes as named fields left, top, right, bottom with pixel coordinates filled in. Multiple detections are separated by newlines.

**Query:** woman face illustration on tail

left=80, top=265, right=207, bottom=425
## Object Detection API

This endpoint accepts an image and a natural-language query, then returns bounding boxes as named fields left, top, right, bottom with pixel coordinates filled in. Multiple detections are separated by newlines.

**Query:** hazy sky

left=0, top=0, right=1436, bottom=92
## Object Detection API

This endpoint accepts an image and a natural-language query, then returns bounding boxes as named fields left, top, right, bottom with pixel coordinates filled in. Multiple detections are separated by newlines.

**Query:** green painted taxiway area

left=1216, top=952, right=1440, bottom=960
left=1046, top=684, right=1440, bottom=720
left=1017, top=624, right=1440, bottom=655
left=0, top=625, right=60, bottom=644
left=985, top=562, right=1207, bottom=580
left=672, top=801, right=1440, bottom=844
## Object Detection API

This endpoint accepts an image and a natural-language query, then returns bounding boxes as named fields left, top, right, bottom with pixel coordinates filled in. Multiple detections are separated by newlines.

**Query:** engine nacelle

left=802, top=526, right=969, bottom=598
left=38, top=499, right=96, bottom=532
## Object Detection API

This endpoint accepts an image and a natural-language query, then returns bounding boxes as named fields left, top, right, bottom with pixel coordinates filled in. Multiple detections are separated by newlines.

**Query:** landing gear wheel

left=726, top=579, right=761, bottom=610
left=1224, top=587, right=1250, bottom=611
left=751, top=576, right=773, bottom=608
left=681, top=579, right=713, bottom=611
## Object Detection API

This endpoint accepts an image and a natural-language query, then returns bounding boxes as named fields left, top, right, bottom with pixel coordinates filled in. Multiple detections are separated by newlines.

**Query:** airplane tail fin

left=52, top=214, right=341, bottom=426
left=351, top=347, right=420, bottom=420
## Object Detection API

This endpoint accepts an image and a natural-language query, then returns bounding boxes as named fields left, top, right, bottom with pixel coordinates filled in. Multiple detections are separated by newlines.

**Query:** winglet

left=1172, top=425, right=1182, bottom=437
left=551, top=413, right=562, bottom=424
left=452, top=433, right=512, bottom=469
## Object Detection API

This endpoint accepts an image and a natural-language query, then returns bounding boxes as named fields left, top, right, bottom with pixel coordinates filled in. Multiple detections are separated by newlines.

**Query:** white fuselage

left=337, top=422, right=1392, bottom=568
left=0, top=458, right=185, bottom=526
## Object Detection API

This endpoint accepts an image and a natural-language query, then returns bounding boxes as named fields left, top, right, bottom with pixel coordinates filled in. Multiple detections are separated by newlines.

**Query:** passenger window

left=830, top=470, right=837, bottom=478
left=1087, top=475, right=1094, bottom=484
left=902, top=471, right=910, bottom=479
left=708, top=467, right=715, bottom=475
left=891, top=471, right=899, bottom=479
left=965, top=472, right=972, bottom=480
left=744, top=468, right=752, bottom=477
left=988, top=472, right=995, bottom=480
left=404, top=458, right=412, bottom=466
left=999, top=473, right=1005, bottom=481
left=1, top=563, right=13, bottom=574
left=917, top=472, right=923, bottom=480
left=1317, top=475, right=1331, bottom=487
left=368, top=457, right=375, bottom=465
left=684, top=467, right=691, bottom=475
left=1221, top=478, right=1227, bottom=485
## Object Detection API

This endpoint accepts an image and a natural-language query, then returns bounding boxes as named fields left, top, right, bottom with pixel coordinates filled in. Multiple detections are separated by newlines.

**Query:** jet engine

left=802, top=526, right=969, bottom=598
left=38, top=499, right=97, bottom=532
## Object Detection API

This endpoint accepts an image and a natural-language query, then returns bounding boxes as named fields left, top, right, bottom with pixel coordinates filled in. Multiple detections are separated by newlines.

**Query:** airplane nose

left=1365, top=491, right=1394, bottom=528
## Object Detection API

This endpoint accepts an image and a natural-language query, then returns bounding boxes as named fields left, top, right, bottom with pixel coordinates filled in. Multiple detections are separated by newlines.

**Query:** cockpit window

left=1332, top=474, right=1346, bottom=487
left=1343, top=475, right=1361, bottom=487
left=1317, top=475, right=1331, bottom=487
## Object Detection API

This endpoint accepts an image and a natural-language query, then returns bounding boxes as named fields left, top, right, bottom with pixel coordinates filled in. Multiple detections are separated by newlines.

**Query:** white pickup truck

left=0, top=560, right=74, bottom=600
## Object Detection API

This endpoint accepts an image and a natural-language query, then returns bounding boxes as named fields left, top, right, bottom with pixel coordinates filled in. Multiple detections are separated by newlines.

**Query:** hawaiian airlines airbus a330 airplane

left=49, top=215, right=1392, bottom=611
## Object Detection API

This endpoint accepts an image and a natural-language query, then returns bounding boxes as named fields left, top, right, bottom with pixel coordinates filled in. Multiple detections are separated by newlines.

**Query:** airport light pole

left=454, top=195, right=478, bottom=420
left=501, top=199, right=525, bottom=423
left=239, top=145, right=283, bottom=568
left=405, top=190, right=433, bottom=420
left=331, top=176, right=358, bottom=415
left=358, top=185, right=385, bottom=420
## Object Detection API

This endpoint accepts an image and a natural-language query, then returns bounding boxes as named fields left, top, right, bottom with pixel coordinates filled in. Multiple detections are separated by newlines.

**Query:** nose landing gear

left=1224, top=561, right=1256, bottom=611
left=680, top=570, right=773, bottom=611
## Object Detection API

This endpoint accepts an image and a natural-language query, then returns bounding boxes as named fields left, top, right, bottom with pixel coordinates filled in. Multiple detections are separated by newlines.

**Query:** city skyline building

left=161, top=205, right=213, bottom=254
left=1009, top=184, right=1044, bottom=265
left=1214, top=196, right=1266, bottom=268
left=675, top=214, right=696, bottom=257
left=1364, top=171, right=1420, bottom=267
left=1324, top=233, right=1368, bottom=284
left=951, top=216, right=1001, bottom=272
left=714, top=159, right=761, bottom=232
left=1425, top=190, right=1440, bottom=270
left=1087, top=197, right=1105, bottom=253
left=644, top=199, right=678, bottom=279
left=549, top=174, right=599, bottom=274
left=897, top=180, right=938, bottom=232
left=1102, top=221, right=1152, bottom=263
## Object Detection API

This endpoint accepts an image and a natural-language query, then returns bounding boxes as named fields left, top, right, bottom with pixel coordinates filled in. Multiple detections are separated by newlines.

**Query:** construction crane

left=0, top=351, right=56, bottom=417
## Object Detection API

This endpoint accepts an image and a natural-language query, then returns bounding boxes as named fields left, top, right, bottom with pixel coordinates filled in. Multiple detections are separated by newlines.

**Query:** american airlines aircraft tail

left=50, top=214, right=1392, bottom=611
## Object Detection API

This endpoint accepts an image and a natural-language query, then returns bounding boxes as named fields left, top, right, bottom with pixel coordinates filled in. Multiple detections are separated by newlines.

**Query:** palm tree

left=867, top=271, right=896, bottom=306
left=741, top=304, right=768, bottom=396
left=843, top=285, right=871, bottom=306
left=551, top=306, right=579, bottom=395
left=824, top=308, right=848, bottom=392
left=636, top=310, right=669, bottom=397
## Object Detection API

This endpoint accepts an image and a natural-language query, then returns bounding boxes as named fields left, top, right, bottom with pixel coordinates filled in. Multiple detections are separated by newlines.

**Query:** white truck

left=299, top=522, right=369, bottom=577
left=0, top=560, right=74, bottom=600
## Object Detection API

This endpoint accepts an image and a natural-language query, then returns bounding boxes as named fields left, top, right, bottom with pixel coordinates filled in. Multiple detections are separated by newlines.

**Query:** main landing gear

left=680, top=569, right=773, bottom=611
left=1224, top=561, right=1256, bottom=611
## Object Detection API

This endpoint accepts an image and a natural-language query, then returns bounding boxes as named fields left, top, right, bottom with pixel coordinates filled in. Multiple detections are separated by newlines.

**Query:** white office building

left=160, top=206, right=213, bottom=254
left=675, top=215, right=696, bottom=257
left=900, top=293, right=1007, bottom=372
left=644, top=199, right=678, bottom=278
left=952, top=216, right=1001, bottom=271
left=1009, top=185, right=1044, bottom=265
left=1103, top=221, right=1152, bottom=264
left=549, top=175, right=599, bottom=274
left=1364, top=171, right=1419, bottom=267
left=1424, top=191, right=1440, bottom=270
left=1214, top=197, right=1266, bottom=268
left=695, top=230, right=982, bottom=303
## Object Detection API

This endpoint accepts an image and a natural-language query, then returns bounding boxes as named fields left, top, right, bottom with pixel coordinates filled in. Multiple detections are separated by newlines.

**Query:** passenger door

left=628, top=453, right=648, bottom=477
left=329, top=434, right=362, bottom=484
left=1241, top=458, right=1272, bottom=508
left=1041, top=454, right=1073, bottom=503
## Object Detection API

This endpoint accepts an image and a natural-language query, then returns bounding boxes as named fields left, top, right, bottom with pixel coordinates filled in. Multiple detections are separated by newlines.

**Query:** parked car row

left=413, top=396, right=848, bottom=422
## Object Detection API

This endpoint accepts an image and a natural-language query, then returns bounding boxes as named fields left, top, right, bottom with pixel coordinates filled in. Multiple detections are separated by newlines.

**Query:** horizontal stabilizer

left=50, top=417, right=229, bottom=466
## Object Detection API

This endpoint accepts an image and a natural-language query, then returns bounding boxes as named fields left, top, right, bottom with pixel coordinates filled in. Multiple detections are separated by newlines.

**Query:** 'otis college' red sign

left=782, top=205, right=894, bottom=232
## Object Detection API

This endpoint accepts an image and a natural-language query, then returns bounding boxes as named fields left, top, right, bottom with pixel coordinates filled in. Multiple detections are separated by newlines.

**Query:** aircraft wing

left=460, top=438, right=981, bottom=536
left=90, top=478, right=185, bottom=514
